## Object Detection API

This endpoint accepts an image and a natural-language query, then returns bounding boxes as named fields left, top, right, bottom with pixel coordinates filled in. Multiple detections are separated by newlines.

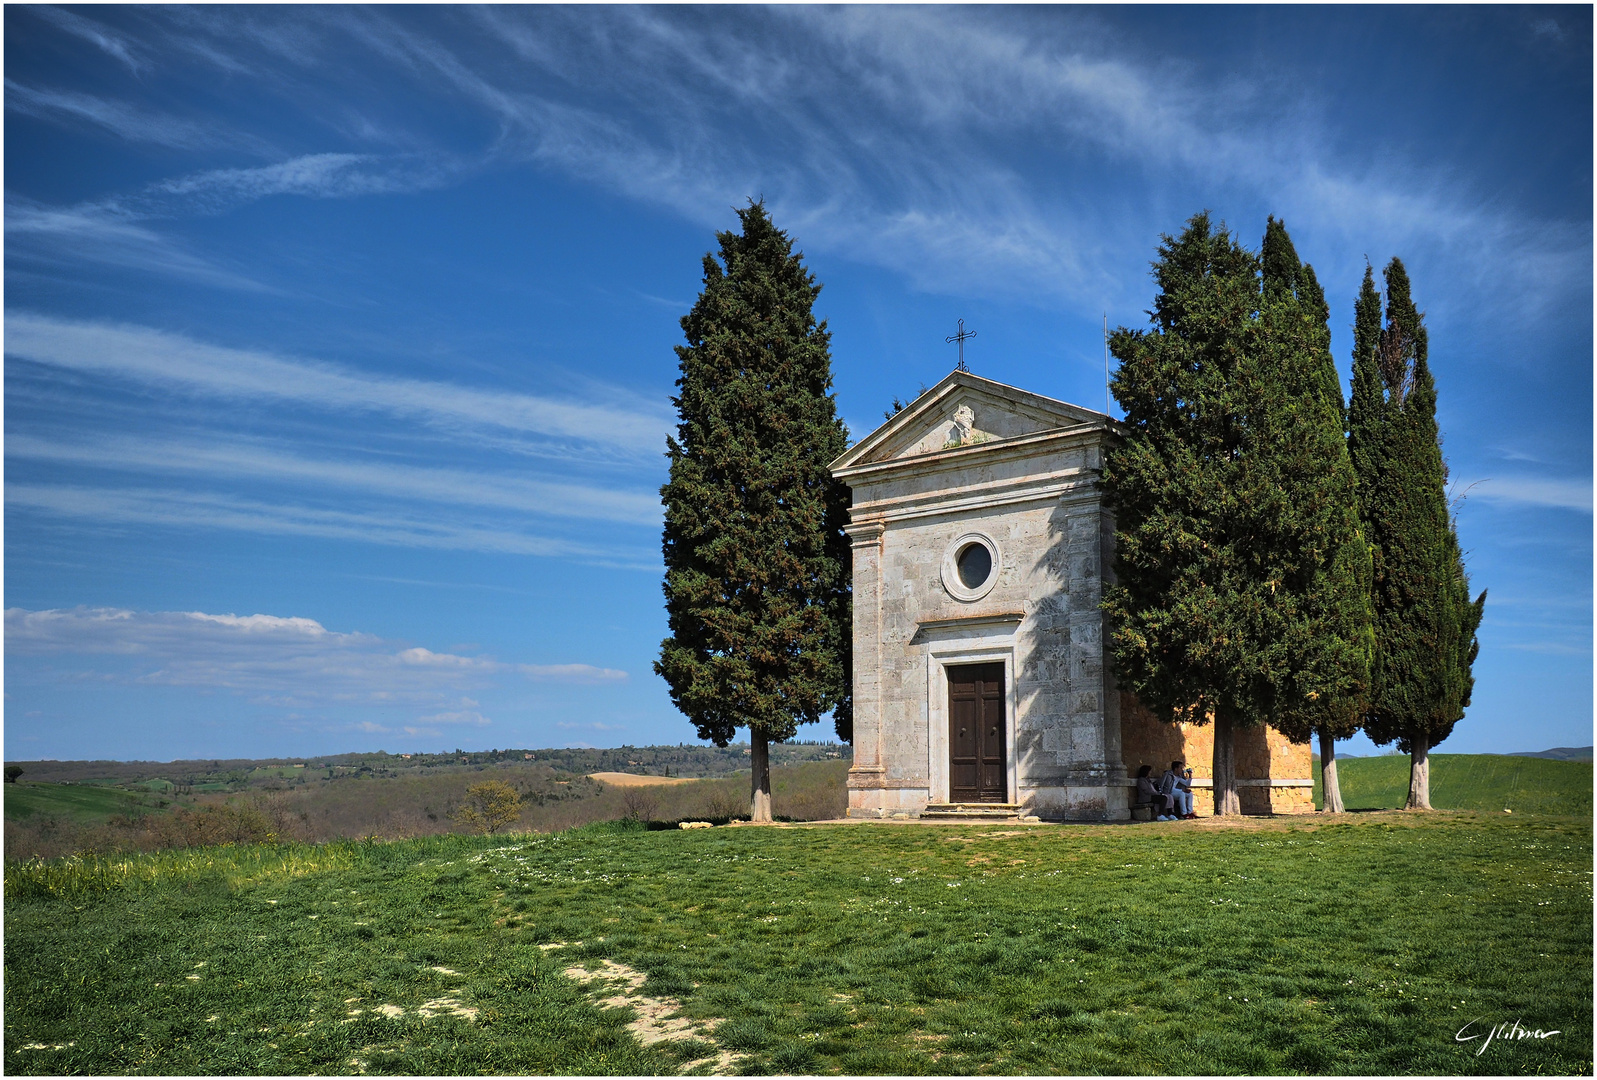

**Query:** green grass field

left=5, top=812, right=1589, bottom=1076
left=3, top=782, right=167, bottom=822
left=1313, top=754, right=1593, bottom=815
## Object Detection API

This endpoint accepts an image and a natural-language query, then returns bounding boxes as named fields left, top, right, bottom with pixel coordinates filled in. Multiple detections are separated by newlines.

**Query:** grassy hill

left=1314, top=754, right=1593, bottom=815
left=5, top=812, right=1589, bottom=1076
left=3, top=782, right=170, bottom=822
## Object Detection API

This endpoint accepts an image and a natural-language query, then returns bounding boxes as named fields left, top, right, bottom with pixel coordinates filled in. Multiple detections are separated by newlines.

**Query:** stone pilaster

left=844, top=520, right=887, bottom=817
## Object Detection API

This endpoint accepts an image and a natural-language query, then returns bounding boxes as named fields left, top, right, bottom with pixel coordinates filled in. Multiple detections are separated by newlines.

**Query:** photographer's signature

left=1455, top=1017, right=1560, bottom=1055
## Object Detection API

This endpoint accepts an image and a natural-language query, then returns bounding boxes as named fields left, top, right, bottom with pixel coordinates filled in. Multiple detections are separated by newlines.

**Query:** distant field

left=5, top=812, right=1589, bottom=1076
left=588, top=772, right=700, bottom=787
left=1313, top=754, right=1593, bottom=815
left=3, top=783, right=166, bottom=822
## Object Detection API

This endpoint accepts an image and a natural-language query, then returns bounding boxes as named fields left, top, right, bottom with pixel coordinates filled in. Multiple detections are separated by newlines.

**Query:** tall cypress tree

left=1258, top=219, right=1374, bottom=814
left=1352, top=259, right=1485, bottom=809
left=1107, top=212, right=1364, bottom=815
left=656, top=202, right=852, bottom=822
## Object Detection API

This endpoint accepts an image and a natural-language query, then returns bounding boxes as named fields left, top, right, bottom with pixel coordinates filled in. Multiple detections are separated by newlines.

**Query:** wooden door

left=948, top=662, right=1006, bottom=802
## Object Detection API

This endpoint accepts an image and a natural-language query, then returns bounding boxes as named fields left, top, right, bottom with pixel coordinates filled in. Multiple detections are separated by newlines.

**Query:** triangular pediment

left=832, top=371, right=1107, bottom=471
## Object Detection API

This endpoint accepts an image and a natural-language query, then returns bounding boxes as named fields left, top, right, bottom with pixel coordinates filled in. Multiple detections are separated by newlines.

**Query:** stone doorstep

left=918, top=803, right=1040, bottom=822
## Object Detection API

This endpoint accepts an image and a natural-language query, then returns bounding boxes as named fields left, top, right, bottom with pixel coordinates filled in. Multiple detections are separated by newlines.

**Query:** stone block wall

left=846, top=465, right=1125, bottom=818
left=833, top=374, right=1143, bottom=821
left=1120, top=692, right=1313, bottom=816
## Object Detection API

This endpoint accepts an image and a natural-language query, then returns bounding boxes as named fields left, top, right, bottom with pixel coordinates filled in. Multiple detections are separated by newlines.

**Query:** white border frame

left=925, top=639, right=1017, bottom=805
left=940, top=531, right=1001, bottom=602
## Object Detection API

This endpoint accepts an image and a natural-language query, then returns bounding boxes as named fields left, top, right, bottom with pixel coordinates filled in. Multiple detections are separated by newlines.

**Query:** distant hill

left=1506, top=747, right=1593, bottom=761
left=1314, top=753, right=1592, bottom=815
left=1319, top=747, right=1593, bottom=762
left=3, top=741, right=852, bottom=788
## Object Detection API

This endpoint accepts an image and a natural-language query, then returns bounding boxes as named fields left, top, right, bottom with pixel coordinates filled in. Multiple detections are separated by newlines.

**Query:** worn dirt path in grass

left=587, top=772, right=701, bottom=787
left=559, top=953, right=739, bottom=1075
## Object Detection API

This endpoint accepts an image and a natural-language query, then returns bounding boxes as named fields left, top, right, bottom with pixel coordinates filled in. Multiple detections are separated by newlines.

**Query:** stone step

left=918, top=802, right=1027, bottom=820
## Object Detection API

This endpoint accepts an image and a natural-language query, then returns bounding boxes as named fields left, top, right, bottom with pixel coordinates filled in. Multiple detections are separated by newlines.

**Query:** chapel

left=829, top=370, right=1312, bottom=821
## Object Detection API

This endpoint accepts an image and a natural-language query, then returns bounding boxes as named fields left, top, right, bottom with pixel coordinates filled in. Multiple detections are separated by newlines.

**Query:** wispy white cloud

left=5, top=151, right=466, bottom=289
left=5, top=80, right=272, bottom=154
left=142, top=152, right=461, bottom=212
left=5, top=432, right=661, bottom=526
left=422, top=6, right=1587, bottom=317
left=153, top=5, right=318, bottom=73
left=5, top=606, right=629, bottom=707
left=5, top=313, right=672, bottom=461
left=15, top=8, right=1584, bottom=322
left=414, top=709, right=493, bottom=726
left=555, top=720, right=627, bottom=732
left=5, top=197, right=271, bottom=292
left=29, top=6, right=148, bottom=74
left=3, top=483, right=655, bottom=566
left=343, top=10, right=1111, bottom=303
left=8, top=606, right=362, bottom=654
left=518, top=663, right=627, bottom=684
left=1462, top=476, right=1593, bottom=514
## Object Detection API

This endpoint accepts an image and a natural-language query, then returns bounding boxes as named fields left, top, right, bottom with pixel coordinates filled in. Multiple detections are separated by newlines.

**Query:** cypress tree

left=655, top=202, right=852, bottom=822
left=1106, top=213, right=1373, bottom=815
left=1257, top=219, right=1374, bottom=814
left=1352, top=259, right=1485, bottom=809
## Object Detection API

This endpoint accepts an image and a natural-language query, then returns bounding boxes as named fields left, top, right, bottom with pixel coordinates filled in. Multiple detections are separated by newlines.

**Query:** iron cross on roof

left=945, top=318, right=977, bottom=373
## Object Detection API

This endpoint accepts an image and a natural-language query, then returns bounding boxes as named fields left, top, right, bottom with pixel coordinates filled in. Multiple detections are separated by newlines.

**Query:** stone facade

left=831, top=370, right=1313, bottom=821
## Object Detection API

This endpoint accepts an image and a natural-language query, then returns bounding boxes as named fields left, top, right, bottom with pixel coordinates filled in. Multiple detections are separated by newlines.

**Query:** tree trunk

left=1406, top=740, right=1432, bottom=810
left=1319, top=729, right=1345, bottom=813
left=749, top=731, right=773, bottom=823
left=1212, top=708, right=1240, bottom=816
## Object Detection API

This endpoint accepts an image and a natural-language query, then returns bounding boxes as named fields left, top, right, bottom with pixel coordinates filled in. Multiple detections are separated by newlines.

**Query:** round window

left=941, top=532, right=1000, bottom=602
left=956, top=542, right=992, bottom=589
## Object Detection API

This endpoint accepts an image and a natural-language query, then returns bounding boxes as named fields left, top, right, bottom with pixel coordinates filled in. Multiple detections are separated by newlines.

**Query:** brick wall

left=1120, top=692, right=1313, bottom=815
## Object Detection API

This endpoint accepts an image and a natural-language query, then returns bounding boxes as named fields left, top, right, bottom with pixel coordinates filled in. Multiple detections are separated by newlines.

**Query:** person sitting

left=1177, top=766, right=1197, bottom=819
left=1133, top=764, right=1176, bottom=820
left=1160, top=760, right=1196, bottom=819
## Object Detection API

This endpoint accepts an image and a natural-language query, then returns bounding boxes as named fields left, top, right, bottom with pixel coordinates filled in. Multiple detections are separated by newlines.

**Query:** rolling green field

left=1314, top=754, right=1593, bottom=815
left=3, top=782, right=168, bottom=822
left=5, top=812, right=1589, bottom=1076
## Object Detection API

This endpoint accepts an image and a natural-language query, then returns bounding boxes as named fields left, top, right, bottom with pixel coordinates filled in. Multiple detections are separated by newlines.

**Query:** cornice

left=915, top=612, right=1026, bottom=637
left=848, top=473, right=1102, bottom=528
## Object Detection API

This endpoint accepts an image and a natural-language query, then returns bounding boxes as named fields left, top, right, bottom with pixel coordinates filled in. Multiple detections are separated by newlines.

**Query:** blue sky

left=5, top=6, right=1590, bottom=762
